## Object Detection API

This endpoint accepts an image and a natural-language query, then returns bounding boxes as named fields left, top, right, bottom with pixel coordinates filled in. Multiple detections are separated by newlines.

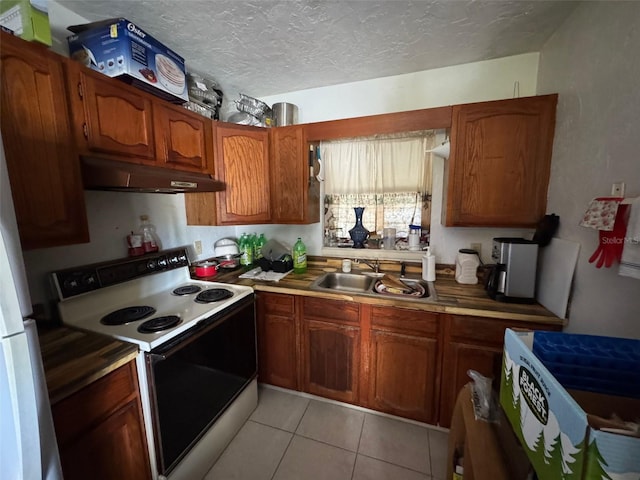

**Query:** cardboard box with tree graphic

left=500, top=329, right=640, bottom=480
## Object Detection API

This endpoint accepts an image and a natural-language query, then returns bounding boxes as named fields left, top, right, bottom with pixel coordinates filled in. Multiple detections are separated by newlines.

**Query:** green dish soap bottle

left=293, top=237, right=307, bottom=274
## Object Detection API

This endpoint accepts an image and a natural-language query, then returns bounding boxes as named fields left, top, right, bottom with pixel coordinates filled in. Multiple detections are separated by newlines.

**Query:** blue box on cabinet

left=500, top=329, right=640, bottom=480
left=67, top=18, right=188, bottom=103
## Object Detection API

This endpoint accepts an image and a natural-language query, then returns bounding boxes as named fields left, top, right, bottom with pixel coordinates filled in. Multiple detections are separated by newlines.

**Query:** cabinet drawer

left=371, top=306, right=439, bottom=336
left=259, top=292, right=295, bottom=316
left=53, top=361, right=138, bottom=445
left=448, top=315, right=561, bottom=346
left=302, top=297, right=359, bottom=325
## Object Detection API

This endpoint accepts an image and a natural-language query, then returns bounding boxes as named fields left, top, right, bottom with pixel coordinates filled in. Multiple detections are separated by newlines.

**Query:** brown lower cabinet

left=367, top=306, right=440, bottom=423
left=52, top=360, right=151, bottom=480
left=438, top=314, right=563, bottom=428
left=301, top=297, right=360, bottom=404
left=256, top=292, right=561, bottom=428
left=256, top=292, right=299, bottom=390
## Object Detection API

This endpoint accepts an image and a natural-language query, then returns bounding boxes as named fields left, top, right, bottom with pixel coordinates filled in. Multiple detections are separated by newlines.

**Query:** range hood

left=81, top=157, right=225, bottom=193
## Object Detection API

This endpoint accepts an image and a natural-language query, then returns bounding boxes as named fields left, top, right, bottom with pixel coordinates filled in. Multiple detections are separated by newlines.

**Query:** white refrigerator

left=0, top=133, right=62, bottom=479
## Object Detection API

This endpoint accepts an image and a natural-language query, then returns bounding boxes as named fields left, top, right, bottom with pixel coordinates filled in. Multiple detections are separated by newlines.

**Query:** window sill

left=320, top=247, right=426, bottom=263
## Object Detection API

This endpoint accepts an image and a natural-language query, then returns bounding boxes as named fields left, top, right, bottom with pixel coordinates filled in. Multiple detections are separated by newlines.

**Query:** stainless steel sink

left=309, top=272, right=437, bottom=303
left=310, top=272, right=376, bottom=293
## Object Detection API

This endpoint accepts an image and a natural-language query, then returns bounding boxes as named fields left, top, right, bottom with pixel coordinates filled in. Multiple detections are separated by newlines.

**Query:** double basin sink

left=309, top=271, right=437, bottom=303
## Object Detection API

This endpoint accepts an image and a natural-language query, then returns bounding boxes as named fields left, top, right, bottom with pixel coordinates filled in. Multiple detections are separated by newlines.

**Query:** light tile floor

left=205, top=385, right=449, bottom=480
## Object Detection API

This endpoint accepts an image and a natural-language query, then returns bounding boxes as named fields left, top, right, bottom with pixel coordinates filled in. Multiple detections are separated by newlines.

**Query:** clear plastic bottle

left=139, top=215, right=160, bottom=253
left=292, top=237, right=307, bottom=274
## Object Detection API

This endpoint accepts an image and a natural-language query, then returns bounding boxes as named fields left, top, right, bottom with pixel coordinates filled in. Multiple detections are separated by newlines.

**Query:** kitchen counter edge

left=205, top=260, right=565, bottom=326
left=38, top=325, right=139, bottom=405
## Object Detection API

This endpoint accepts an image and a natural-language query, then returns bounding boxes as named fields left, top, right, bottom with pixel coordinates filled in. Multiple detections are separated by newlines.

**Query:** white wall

left=536, top=2, right=640, bottom=339
left=260, top=53, right=539, bottom=124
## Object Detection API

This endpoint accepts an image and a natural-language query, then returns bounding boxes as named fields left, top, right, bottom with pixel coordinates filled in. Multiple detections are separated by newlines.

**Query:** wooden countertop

left=38, top=325, right=139, bottom=405
left=204, top=257, right=563, bottom=325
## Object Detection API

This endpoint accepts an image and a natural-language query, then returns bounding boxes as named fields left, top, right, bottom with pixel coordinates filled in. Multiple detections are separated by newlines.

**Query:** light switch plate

left=611, top=182, right=625, bottom=197
left=194, top=240, right=202, bottom=255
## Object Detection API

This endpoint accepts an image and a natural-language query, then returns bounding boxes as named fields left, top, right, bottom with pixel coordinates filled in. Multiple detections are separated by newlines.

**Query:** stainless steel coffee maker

left=485, top=237, right=538, bottom=303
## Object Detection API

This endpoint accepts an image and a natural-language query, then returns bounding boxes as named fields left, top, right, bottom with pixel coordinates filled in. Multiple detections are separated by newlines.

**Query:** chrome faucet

left=358, top=258, right=380, bottom=273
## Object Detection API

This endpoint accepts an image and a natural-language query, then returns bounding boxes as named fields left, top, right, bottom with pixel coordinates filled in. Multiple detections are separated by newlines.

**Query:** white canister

left=342, top=259, right=352, bottom=273
left=455, top=249, right=480, bottom=284
left=409, top=231, right=420, bottom=250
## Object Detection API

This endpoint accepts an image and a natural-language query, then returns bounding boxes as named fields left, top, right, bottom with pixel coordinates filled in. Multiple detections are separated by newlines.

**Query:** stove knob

left=82, top=273, right=98, bottom=289
left=147, top=259, right=157, bottom=270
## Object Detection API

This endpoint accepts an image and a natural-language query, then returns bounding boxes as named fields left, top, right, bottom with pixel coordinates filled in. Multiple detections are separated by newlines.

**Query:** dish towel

left=239, top=267, right=293, bottom=282
left=619, top=197, right=640, bottom=280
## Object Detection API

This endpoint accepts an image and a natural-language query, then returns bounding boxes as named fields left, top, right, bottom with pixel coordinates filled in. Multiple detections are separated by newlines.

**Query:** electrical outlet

left=470, top=243, right=482, bottom=254
left=194, top=240, right=202, bottom=255
left=611, top=182, right=625, bottom=197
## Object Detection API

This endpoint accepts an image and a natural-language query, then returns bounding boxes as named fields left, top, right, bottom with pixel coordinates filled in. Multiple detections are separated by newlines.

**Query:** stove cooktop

left=53, top=250, right=253, bottom=351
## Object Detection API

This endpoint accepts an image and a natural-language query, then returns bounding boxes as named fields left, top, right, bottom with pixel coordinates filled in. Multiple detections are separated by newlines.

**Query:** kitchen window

left=320, top=131, right=434, bottom=248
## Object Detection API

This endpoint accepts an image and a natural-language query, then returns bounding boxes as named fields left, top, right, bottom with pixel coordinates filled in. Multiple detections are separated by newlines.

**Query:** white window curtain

left=321, top=132, right=434, bottom=239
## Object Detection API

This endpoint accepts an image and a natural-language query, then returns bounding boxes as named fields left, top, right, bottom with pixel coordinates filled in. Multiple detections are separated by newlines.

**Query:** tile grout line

left=350, top=412, right=367, bottom=480
left=268, top=397, right=313, bottom=480
left=355, top=451, right=434, bottom=477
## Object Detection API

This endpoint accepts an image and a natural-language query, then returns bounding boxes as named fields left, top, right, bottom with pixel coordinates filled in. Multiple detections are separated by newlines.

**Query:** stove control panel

left=52, top=248, right=190, bottom=300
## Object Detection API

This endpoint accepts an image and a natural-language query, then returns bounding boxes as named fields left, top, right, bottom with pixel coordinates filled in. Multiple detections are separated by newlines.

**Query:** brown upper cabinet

left=153, top=103, right=214, bottom=174
left=0, top=32, right=89, bottom=250
left=67, top=60, right=215, bottom=174
left=269, top=126, right=320, bottom=224
left=444, top=95, right=557, bottom=227
left=185, top=123, right=321, bottom=226
left=66, top=60, right=156, bottom=162
left=213, top=123, right=271, bottom=225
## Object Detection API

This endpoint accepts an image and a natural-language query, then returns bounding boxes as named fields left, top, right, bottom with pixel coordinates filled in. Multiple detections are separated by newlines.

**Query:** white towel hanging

left=619, top=197, right=640, bottom=280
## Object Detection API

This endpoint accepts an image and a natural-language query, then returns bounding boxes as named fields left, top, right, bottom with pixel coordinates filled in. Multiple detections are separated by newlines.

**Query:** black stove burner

left=172, top=285, right=202, bottom=296
left=194, top=288, right=233, bottom=304
left=101, top=306, right=156, bottom=325
left=137, top=315, right=182, bottom=333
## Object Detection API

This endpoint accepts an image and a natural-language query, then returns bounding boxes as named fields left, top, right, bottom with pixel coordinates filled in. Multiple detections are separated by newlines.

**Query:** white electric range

left=52, top=248, right=258, bottom=480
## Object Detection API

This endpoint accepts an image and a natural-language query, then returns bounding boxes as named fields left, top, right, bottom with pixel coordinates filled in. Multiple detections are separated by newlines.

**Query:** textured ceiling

left=57, top=0, right=580, bottom=101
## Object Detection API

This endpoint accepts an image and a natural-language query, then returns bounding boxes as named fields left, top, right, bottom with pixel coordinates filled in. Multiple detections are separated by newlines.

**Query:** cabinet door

left=438, top=314, right=562, bottom=427
left=369, top=330, right=438, bottom=423
left=215, top=123, right=270, bottom=224
left=69, top=62, right=155, bottom=161
left=58, top=399, right=151, bottom=480
left=439, top=341, right=503, bottom=428
left=153, top=103, right=214, bottom=173
left=0, top=33, right=89, bottom=249
left=445, top=95, right=557, bottom=227
left=270, top=126, right=320, bottom=224
left=257, top=292, right=299, bottom=390
left=303, top=319, right=360, bottom=403
left=53, top=361, right=151, bottom=480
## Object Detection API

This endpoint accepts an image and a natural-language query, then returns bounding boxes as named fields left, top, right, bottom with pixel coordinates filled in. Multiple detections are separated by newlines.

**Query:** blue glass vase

left=349, top=207, right=369, bottom=249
